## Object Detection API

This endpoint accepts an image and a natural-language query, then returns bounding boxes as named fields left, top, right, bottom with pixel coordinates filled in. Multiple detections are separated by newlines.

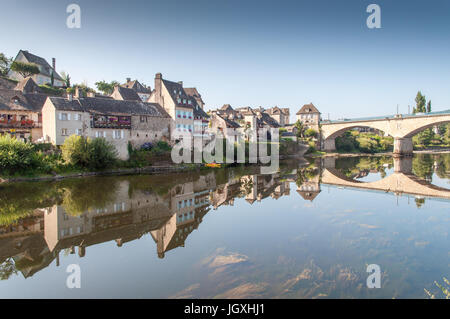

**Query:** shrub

left=0, top=135, right=41, bottom=174
left=61, top=135, right=117, bottom=169
left=304, top=128, right=318, bottom=138
left=61, top=135, right=90, bottom=167
left=88, top=138, right=117, bottom=169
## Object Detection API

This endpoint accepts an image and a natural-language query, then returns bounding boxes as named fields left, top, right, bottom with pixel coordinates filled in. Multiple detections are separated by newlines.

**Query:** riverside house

left=42, top=88, right=171, bottom=159
left=148, top=73, right=196, bottom=139
left=8, top=50, right=65, bottom=87
left=0, top=77, right=49, bottom=142
left=120, top=78, right=152, bottom=102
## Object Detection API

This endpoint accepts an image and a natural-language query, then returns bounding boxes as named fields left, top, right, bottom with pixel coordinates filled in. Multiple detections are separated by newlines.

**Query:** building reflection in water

left=0, top=154, right=449, bottom=279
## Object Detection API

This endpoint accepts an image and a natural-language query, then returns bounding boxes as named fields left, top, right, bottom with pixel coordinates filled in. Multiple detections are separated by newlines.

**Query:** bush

left=304, top=128, right=318, bottom=138
left=0, top=135, right=41, bottom=174
left=61, top=135, right=117, bottom=169
left=88, top=138, right=117, bottom=169
left=61, top=135, right=90, bottom=167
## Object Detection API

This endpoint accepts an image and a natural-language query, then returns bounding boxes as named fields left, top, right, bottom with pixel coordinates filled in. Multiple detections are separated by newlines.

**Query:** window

left=61, top=128, right=68, bottom=136
left=140, top=115, right=147, bottom=123
left=60, top=113, right=68, bottom=121
left=74, top=114, right=81, bottom=121
left=76, top=128, right=82, bottom=135
left=114, top=130, right=124, bottom=139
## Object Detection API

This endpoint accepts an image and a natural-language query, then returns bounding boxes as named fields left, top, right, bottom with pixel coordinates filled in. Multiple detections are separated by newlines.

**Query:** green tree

left=10, top=61, right=40, bottom=78
left=61, top=135, right=91, bottom=167
left=426, top=100, right=432, bottom=113
left=413, top=128, right=434, bottom=146
left=294, top=120, right=305, bottom=138
left=95, top=80, right=119, bottom=95
left=60, top=71, right=71, bottom=87
left=413, top=91, right=426, bottom=113
left=0, top=53, right=11, bottom=76
left=61, top=135, right=117, bottom=169
left=304, top=128, right=318, bottom=138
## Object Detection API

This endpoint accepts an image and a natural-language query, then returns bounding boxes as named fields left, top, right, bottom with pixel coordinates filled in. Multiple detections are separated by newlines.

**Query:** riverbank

left=0, top=163, right=204, bottom=184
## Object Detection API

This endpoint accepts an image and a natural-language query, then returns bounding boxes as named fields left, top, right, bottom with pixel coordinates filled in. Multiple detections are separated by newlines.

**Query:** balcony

left=91, top=115, right=131, bottom=129
left=0, top=119, right=41, bottom=129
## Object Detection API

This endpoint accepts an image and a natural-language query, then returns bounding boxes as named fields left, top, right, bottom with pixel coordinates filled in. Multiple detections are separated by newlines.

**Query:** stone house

left=8, top=50, right=65, bottom=87
left=264, top=106, right=290, bottom=126
left=296, top=103, right=321, bottom=132
left=0, top=77, right=49, bottom=141
left=42, top=89, right=171, bottom=159
left=121, top=78, right=152, bottom=102
left=148, top=73, right=198, bottom=138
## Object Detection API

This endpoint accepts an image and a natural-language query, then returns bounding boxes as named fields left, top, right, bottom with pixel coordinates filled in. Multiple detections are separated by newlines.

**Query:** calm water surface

left=0, top=154, right=449, bottom=298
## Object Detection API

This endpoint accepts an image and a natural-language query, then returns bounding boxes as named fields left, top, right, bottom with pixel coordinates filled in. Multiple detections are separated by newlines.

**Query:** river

left=0, top=153, right=448, bottom=298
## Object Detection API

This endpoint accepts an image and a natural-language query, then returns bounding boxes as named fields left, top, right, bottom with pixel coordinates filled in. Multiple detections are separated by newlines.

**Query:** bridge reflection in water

left=321, top=156, right=450, bottom=200
left=0, top=154, right=448, bottom=279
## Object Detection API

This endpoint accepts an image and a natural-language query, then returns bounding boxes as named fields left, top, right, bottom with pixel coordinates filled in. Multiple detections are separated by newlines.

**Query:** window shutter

left=103, top=131, right=106, bottom=138
left=58, top=113, right=62, bottom=120
left=68, top=113, right=71, bottom=121
left=121, top=130, right=124, bottom=139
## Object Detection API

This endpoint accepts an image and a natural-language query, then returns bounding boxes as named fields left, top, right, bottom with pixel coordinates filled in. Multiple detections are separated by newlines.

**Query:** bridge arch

left=403, top=119, right=450, bottom=138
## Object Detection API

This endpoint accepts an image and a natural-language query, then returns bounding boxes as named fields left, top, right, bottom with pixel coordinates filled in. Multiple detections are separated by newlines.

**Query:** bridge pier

left=394, top=156, right=412, bottom=173
left=393, top=137, right=413, bottom=157
left=322, top=138, right=336, bottom=152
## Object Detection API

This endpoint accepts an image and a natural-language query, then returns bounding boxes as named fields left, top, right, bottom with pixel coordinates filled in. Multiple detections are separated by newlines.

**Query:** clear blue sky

left=1, top=0, right=449, bottom=120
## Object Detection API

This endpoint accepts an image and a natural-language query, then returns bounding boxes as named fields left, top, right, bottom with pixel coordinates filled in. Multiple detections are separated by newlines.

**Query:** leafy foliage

left=61, top=135, right=117, bottom=169
left=10, top=61, right=39, bottom=78
left=95, top=80, right=120, bottom=95
left=0, top=53, right=11, bottom=76
left=0, top=135, right=42, bottom=174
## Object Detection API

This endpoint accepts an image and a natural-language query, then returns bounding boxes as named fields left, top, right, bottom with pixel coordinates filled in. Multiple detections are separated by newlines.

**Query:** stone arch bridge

left=320, top=110, right=450, bottom=155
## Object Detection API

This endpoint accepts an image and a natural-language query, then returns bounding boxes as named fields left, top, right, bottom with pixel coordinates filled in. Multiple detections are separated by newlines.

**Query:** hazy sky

left=1, top=0, right=449, bottom=120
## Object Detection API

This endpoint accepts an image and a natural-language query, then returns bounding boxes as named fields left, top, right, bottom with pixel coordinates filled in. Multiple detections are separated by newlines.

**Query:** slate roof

left=193, top=104, right=209, bottom=119
left=216, top=113, right=241, bottom=128
left=0, top=77, right=17, bottom=90
left=49, top=96, right=171, bottom=117
left=14, top=77, right=42, bottom=94
left=18, top=50, right=63, bottom=81
left=162, top=79, right=193, bottom=109
left=184, top=87, right=204, bottom=105
left=113, top=86, right=141, bottom=101
left=257, top=112, right=281, bottom=128
left=296, top=103, right=320, bottom=115
left=121, top=79, right=151, bottom=94
left=266, top=106, right=290, bottom=115
left=0, top=89, right=48, bottom=112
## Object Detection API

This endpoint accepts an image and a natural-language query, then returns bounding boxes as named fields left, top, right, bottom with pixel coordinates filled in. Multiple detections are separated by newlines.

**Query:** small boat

left=205, top=163, right=222, bottom=168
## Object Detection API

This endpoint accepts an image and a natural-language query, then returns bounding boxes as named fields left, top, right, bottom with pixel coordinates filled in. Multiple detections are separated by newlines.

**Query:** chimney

left=52, top=58, right=56, bottom=70
left=126, top=77, right=131, bottom=83
left=177, top=81, right=183, bottom=87
left=74, top=86, right=83, bottom=98
left=154, top=73, right=163, bottom=105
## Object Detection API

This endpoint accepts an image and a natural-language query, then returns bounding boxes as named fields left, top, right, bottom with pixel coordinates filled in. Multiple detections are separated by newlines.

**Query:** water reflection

left=0, top=154, right=449, bottom=297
